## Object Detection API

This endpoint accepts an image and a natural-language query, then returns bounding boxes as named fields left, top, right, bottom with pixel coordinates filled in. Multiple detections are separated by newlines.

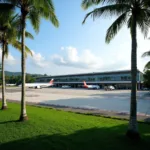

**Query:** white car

left=104, top=85, right=115, bottom=91
left=142, top=87, right=149, bottom=90
left=62, top=85, right=71, bottom=88
left=109, top=86, right=115, bottom=90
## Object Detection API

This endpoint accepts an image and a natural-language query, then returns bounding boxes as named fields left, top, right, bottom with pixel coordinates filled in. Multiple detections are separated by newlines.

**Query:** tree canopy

left=82, top=0, right=150, bottom=43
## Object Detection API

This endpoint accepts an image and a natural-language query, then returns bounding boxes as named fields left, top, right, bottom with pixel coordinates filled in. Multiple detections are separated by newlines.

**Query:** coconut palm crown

left=5, top=0, right=59, bottom=32
left=82, top=0, right=150, bottom=139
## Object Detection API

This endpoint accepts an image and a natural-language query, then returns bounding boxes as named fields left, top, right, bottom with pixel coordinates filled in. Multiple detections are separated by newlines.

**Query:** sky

left=1, top=0, right=150, bottom=75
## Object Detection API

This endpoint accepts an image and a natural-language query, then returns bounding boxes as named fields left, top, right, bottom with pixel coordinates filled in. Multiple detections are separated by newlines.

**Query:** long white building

left=35, top=70, right=144, bottom=89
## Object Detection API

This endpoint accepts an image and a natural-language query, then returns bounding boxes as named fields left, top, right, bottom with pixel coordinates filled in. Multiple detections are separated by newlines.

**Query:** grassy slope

left=0, top=103, right=150, bottom=150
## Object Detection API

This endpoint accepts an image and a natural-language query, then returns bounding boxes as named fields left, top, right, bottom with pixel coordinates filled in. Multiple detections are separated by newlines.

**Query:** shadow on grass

left=0, top=124, right=150, bottom=150
left=0, top=120, right=19, bottom=125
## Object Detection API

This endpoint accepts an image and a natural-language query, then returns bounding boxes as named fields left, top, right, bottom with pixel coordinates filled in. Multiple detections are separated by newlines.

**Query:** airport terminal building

left=36, top=70, right=143, bottom=89
left=35, top=70, right=144, bottom=89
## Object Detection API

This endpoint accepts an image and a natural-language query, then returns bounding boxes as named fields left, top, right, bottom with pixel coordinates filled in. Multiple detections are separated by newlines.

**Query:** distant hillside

left=5, top=71, right=21, bottom=76
left=4, top=71, right=47, bottom=77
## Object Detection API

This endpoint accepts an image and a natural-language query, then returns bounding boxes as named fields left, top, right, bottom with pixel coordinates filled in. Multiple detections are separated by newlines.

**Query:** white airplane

left=6, top=83, right=16, bottom=86
left=19, top=79, right=54, bottom=89
left=83, top=81, right=100, bottom=89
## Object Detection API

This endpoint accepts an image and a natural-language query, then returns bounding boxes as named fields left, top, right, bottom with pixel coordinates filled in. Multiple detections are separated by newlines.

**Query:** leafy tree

left=4, top=74, right=35, bottom=85
left=26, top=74, right=35, bottom=83
left=3, top=0, right=59, bottom=121
left=82, top=0, right=150, bottom=139
left=143, top=70, right=150, bottom=88
left=0, top=63, right=1, bottom=85
left=16, top=75, right=22, bottom=85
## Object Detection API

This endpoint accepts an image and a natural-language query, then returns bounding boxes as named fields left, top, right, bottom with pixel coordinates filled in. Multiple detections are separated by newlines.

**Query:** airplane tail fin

left=83, top=81, right=87, bottom=86
left=50, top=79, right=54, bottom=85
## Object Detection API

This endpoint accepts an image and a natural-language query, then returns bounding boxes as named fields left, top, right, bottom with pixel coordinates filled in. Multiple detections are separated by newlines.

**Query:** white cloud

left=29, top=50, right=49, bottom=68
left=60, top=46, right=65, bottom=50
left=5, top=53, right=16, bottom=65
left=51, top=46, right=103, bottom=69
left=51, top=40, right=150, bottom=73
left=52, top=54, right=67, bottom=64
left=98, top=29, right=150, bottom=72
left=0, top=50, right=16, bottom=66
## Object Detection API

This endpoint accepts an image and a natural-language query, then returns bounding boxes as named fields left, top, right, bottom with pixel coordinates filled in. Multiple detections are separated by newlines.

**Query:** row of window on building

left=36, top=74, right=141, bottom=83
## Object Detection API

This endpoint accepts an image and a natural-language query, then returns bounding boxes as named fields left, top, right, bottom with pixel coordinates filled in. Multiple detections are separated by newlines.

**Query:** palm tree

left=0, top=63, right=2, bottom=85
left=142, top=51, right=150, bottom=71
left=0, top=7, right=14, bottom=110
left=82, top=0, right=150, bottom=139
left=0, top=12, right=33, bottom=110
left=4, top=0, right=59, bottom=121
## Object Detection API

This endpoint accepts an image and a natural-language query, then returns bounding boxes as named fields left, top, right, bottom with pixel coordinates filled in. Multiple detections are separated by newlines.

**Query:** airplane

left=18, top=79, right=54, bottom=89
left=6, top=83, right=16, bottom=86
left=83, top=81, right=100, bottom=89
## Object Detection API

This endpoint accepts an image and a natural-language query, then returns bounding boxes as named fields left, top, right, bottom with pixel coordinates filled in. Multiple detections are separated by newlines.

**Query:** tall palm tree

left=0, top=12, right=33, bottom=110
left=4, top=0, right=59, bottom=121
left=82, top=0, right=150, bottom=139
left=0, top=7, right=15, bottom=110
left=0, top=63, right=1, bottom=85
left=142, top=51, right=150, bottom=71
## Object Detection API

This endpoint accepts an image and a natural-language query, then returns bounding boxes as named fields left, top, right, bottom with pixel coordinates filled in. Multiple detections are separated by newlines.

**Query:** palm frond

left=28, top=10, right=40, bottom=33
left=81, top=0, right=131, bottom=9
left=82, top=0, right=102, bottom=10
left=82, top=4, right=130, bottom=24
left=142, top=51, right=150, bottom=57
left=25, top=45, right=33, bottom=57
left=105, top=12, right=128, bottom=43
left=144, top=61, right=150, bottom=72
left=38, top=6, right=59, bottom=27
left=25, top=32, right=34, bottom=40
left=37, top=0, right=55, bottom=12
left=36, top=2, right=59, bottom=27
left=47, top=10, right=59, bottom=27
left=11, top=40, right=32, bottom=57
left=136, top=10, right=150, bottom=38
left=4, top=44, right=8, bottom=58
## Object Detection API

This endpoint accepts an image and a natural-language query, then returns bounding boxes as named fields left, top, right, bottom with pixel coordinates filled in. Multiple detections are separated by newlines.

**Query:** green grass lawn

left=0, top=102, right=150, bottom=150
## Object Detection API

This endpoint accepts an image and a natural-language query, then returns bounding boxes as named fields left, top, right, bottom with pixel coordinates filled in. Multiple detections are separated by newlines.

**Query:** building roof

left=36, top=69, right=143, bottom=79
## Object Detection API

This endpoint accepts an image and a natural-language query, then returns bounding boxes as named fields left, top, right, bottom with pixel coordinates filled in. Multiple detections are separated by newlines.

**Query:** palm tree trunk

left=1, top=42, right=7, bottom=110
left=126, top=15, right=140, bottom=139
left=19, top=11, right=28, bottom=121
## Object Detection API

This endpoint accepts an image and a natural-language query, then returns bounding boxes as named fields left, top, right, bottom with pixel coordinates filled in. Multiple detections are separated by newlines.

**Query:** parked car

left=142, top=87, right=149, bottom=90
left=62, top=85, right=71, bottom=88
left=104, top=85, right=115, bottom=91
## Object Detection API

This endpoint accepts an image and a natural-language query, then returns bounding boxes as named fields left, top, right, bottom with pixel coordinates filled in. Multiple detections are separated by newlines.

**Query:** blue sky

left=2, top=0, right=150, bottom=75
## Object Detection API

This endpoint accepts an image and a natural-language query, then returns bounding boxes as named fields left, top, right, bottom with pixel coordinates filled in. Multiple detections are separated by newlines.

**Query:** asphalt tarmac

left=0, top=87, right=149, bottom=115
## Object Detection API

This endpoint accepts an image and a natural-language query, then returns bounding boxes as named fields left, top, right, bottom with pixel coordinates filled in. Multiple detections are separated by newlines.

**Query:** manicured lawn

left=0, top=102, right=150, bottom=150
